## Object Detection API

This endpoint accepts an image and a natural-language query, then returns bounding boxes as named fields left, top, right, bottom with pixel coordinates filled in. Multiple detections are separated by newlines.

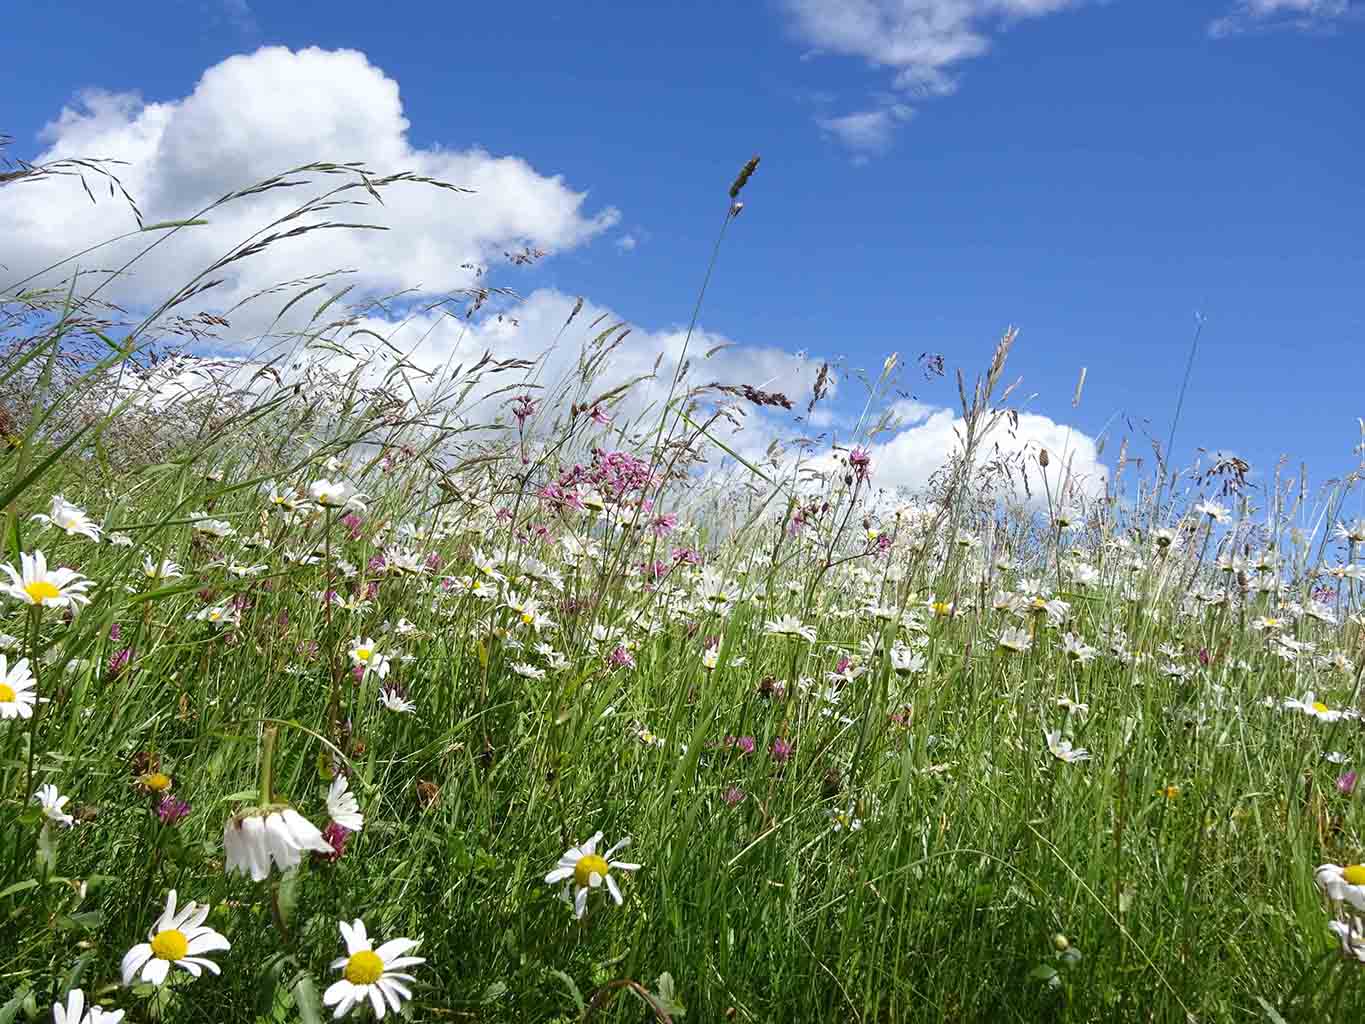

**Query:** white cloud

left=850, top=405, right=1108, bottom=504
left=0, top=46, right=618, bottom=316
left=615, top=234, right=638, bottom=251
left=784, top=0, right=1087, bottom=154
left=816, top=105, right=914, bottom=157
left=1209, top=0, right=1354, bottom=36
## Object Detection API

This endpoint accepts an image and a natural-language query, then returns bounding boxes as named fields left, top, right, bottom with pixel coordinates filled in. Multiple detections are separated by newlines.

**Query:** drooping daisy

left=309, top=478, right=368, bottom=512
left=120, top=889, right=230, bottom=988
left=544, top=830, right=642, bottom=919
left=997, top=627, right=1034, bottom=654
left=35, top=783, right=74, bottom=827
left=348, top=638, right=391, bottom=679
left=323, top=919, right=424, bottom=1020
left=0, top=654, right=36, bottom=720
left=223, top=807, right=333, bottom=881
left=52, top=988, right=125, bottom=1024
left=189, top=513, right=235, bottom=539
left=378, top=688, right=416, bottom=714
left=31, top=495, right=102, bottom=542
left=1044, top=729, right=1090, bottom=764
left=326, top=775, right=364, bottom=833
left=1, top=551, right=93, bottom=610
left=1316, top=862, right=1365, bottom=911
left=764, top=615, right=816, bottom=643
left=510, top=661, right=546, bottom=680
left=1327, top=916, right=1365, bottom=965
left=141, top=556, right=183, bottom=581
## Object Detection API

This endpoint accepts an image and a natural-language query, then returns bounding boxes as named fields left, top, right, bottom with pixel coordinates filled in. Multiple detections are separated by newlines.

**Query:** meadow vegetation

left=1, top=148, right=1363, bottom=1022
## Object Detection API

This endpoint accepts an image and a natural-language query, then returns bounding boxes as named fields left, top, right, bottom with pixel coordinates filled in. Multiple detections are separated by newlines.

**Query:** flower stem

left=259, top=725, right=278, bottom=807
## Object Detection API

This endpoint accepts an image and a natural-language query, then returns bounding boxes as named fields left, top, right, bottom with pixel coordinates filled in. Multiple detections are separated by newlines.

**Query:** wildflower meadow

left=1, top=148, right=1363, bottom=1024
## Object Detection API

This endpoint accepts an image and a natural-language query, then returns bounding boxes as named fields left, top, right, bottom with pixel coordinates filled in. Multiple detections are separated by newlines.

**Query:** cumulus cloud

left=837, top=404, right=1108, bottom=506
left=1209, top=0, right=1355, bottom=37
left=783, top=0, right=1088, bottom=155
left=0, top=46, right=618, bottom=316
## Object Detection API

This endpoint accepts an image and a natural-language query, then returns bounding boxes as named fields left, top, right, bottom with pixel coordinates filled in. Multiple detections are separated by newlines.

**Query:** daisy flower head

left=997, top=626, right=1033, bottom=654
left=121, top=889, right=229, bottom=988
left=1284, top=692, right=1354, bottom=723
left=52, top=989, right=124, bottom=1024
left=347, top=638, right=390, bottom=679
left=1316, top=862, right=1365, bottom=911
left=1, top=550, right=92, bottom=610
left=31, top=495, right=102, bottom=542
left=544, top=830, right=642, bottom=919
left=0, top=654, right=36, bottom=719
left=323, top=919, right=424, bottom=1020
left=764, top=615, right=816, bottom=643
left=378, top=686, right=416, bottom=714
left=327, top=774, right=364, bottom=833
left=35, top=783, right=74, bottom=827
left=309, top=478, right=368, bottom=512
left=1044, top=729, right=1091, bottom=764
left=223, top=806, right=333, bottom=881
left=141, top=556, right=183, bottom=581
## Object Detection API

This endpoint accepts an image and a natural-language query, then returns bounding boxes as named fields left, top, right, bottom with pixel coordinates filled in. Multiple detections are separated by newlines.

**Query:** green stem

left=259, top=725, right=278, bottom=807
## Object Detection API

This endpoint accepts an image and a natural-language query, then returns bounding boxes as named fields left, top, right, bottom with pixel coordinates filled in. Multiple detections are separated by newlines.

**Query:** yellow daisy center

left=932, top=602, right=951, bottom=616
left=521, top=612, right=534, bottom=625
left=142, top=772, right=172, bottom=792
left=344, top=950, right=385, bottom=985
left=574, top=853, right=610, bottom=888
left=356, top=648, right=372, bottom=662
left=24, top=580, right=60, bottom=604
left=1340, top=865, right=1365, bottom=886
left=1313, top=702, right=1330, bottom=714
left=1160, top=785, right=1180, bottom=800
left=150, top=929, right=189, bottom=961
left=0, top=683, right=14, bottom=703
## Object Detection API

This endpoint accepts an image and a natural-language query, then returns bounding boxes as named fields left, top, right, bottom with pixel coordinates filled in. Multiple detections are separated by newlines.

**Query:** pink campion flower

left=589, top=405, right=611, bottom=427
left=511, top=394, right=537, bottom=426
left=1338, top=771, right=1359, bottom=796
left=874, top=534, right=893, bottom=555
left=650, top=513, right=678, bottom=537
left=608, top=645, right=635, bottom=670
left=672, top=546, right=701, bottom=566
left=341, top=513, right=364, bottom=541
left=107, top=647, right=132, bottom=677
left=770, top=737, right=794, bottom=762
left=849, top=447, right=871, bottom=482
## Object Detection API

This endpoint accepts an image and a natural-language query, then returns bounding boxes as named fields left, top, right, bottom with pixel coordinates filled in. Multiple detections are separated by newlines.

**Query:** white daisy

left=120, top=889, right=230, bottom=988
left=107, top=532, right=133, bottom=548
left=223, top=807, right=333, bottom=881
left=1044, top=730, right=1090, bottom=764
left=544, top=830, right=642, bottom=919
left=309, top=478, right=368, bottom=512
left=378, top=688, right=416, bottom=714
left=31, top=495, right=102, bottom=542
left=348, top=638, right=390, bottom=679
left=764, top=615, right=816, bottom=643
left=0, top=551, right=93, bottom=610
left=52, top=988, right=124, bottom=1024
left=0, top=654, right=36, bottom=720
left=323, top=919, right=424, bottom=1020
left=141, top=556, right=183, bottom=581
left=327, top=775, right=364, bottom=833
left=997, top=626, right=1033, bottom=654
left=35, top=783, right=74, bottom=827
left=1327, top=916, right=1365, bottom=965
left=1316, top=862, right=1365, bottom=911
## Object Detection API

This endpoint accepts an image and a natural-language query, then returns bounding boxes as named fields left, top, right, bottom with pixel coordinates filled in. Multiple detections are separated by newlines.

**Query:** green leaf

left=653, top=972, right=687, bottom=1017
left=0, top=983, right=30, bottom=1024
left=36, top=822, right=57, bottom=880
left=0, top=879, right=38, bottom=901
left=1254, top=996, right=1289, bottom=1024
left=545, top=969, right=585, bottom=1015
left=481, top=981, right=508, bottom=1005
left=290, top=970, right=324, bottom=1024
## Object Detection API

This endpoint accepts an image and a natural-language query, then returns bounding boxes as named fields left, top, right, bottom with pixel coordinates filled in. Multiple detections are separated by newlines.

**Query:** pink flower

left=770, top=737, right=794, bottom=762
left=608, top=645, right=636, bottom=670
left=156, top=795, right=191, bottom=825
left=849, top=447, right=871, bottom=482
left=1338, top=771, right=1358, bottom=796
left=315, top=821, right=351, bottom=863
left=722, top=786, right=746, bottom=806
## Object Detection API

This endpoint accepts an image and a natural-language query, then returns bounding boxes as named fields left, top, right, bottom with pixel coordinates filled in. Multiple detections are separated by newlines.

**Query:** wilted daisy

left=326, top=775, right=364, bottom=833
left=998, top=627, right=1033, bottom=654
left=323, top=919, right=424, bottom=1020
left=52, top=989, right=124, bottom=1024
left=1044, top=730, right=1090, bottom=764
left=1316, top=862, right=1365, bottom=911
left=1327, top=916, right=1365, bottom=965
left=0, top=654, right=36, bottom=720
left=31, top=495, right=102, bottom=542
left=379, top=687, right=416, bottom=714
left=223, top=807, right=333, bottom=881
left=545, top=830, right=642, bottom=919
left=348, top=638, right=391, bottom=679
left=35, top=783, right=74, bottom=827
left=764, top=615, right=816, bottom=643
left=121, top=889, right=229, bottom=987
left=309, top=478, right=367, bottom=512
left=1, top=551, right=93, bottom=610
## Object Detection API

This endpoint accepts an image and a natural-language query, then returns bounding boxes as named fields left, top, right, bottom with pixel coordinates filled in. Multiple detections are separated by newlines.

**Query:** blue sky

left=4, top=0, right=1363, bottom=505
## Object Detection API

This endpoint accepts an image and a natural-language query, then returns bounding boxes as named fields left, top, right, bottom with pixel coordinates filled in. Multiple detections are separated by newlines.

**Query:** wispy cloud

left=218, top=0, right=258, bottom=34
left=1208, top=0, right=1356, bottom=37
left=781, top=1, right=1088, bottom=157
